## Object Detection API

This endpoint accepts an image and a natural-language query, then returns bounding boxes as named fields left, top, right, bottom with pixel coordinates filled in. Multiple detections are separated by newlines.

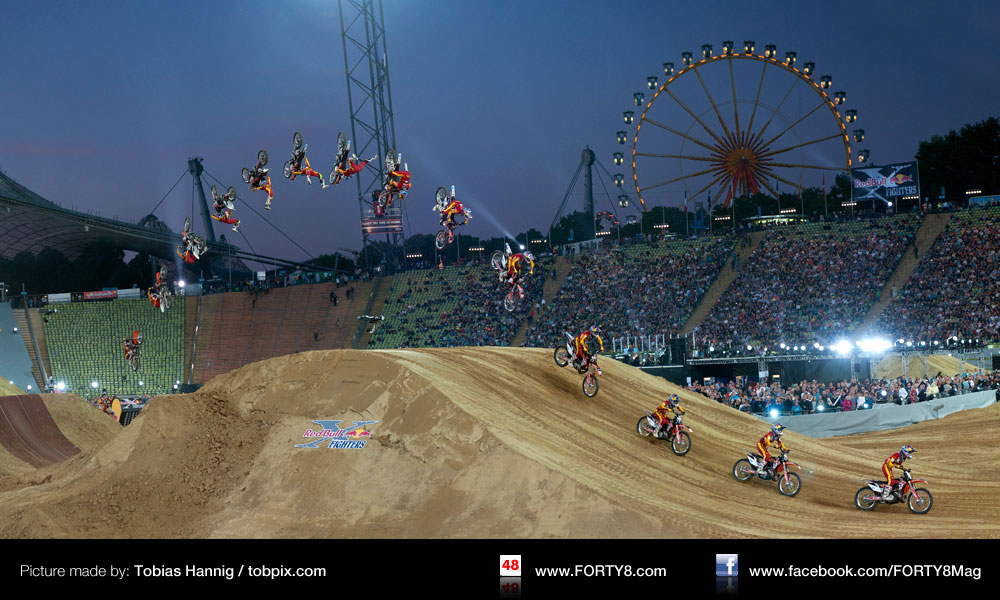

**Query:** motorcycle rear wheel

left=258, top=149, right=268, bottom=166
left=435, top=230, right=448, bottom=250
left=490, top=250, right=505, bottom=272
left=733, top=459, right=755, bottom=482
left=671, top=431, right=691, bottom=456
left=242, top=168, right=251, bottom=184
left=907, top=488, right=933, bottom=514
left=855, top=487, right=879, bottom=510
left=636, top=416, right=654, bottom=437
left=503, top=289, right=518, bottom=312
left=293, top=131, right=303, bottom=150
left=777, top=472, right=801, bottom=497
left=283, top=159, right=294, bottom=179
left=582, top=373, right=598, bottom=397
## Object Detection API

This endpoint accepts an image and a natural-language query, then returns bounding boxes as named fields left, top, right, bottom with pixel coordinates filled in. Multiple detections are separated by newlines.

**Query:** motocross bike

left=330, top=131, right=350, bottom=185
left=733, top=450, right=802, bottom=496
left=177, top=217, right=208, bottom=262
left=553, top=332, right=602, bottom=397
left=127, top=346, right=140, bottom=372
left=636, top=411, right=692, bottom=456
left=242, top=148, right=269, bottom=184
left=434, top=186, right=470, bottom=250
left=855, top=468, right=932, bottom=514
left=375, top=148, right=409, bottom=210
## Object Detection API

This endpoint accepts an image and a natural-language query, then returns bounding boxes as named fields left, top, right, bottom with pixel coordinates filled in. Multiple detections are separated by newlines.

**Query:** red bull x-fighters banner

left=851, top=161, right=919, bottom=205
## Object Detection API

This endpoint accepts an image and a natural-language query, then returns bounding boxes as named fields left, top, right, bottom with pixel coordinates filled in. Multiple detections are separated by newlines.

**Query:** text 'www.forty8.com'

left=534, top=565, right=668, bottom=577
left=748, top=564, right=981, bottom=580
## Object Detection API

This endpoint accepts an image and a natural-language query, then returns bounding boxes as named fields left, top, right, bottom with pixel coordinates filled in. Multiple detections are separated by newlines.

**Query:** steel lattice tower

left=339, top=0, right=403, bottom=259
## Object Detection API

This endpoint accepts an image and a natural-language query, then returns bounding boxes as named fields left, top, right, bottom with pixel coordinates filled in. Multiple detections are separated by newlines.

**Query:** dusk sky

left=1, top=0, right=997, bottom=266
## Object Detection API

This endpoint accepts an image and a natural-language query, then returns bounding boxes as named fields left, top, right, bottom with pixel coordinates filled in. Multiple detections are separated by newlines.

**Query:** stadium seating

left=41, top=297, right=185, bottom=397
left=368, top=258, right=551, bottom=348
left=522, top=236, right=735, bottom=348
left=872, top=206, right=1000, bottom=342
left=697, top=215, right=920, bottom=350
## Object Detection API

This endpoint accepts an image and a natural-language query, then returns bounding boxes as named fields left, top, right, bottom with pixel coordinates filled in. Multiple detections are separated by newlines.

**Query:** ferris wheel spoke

left=636, top=152, right=719, bottom=163
left=729, top=59, right=742, bottom=146
left=692, top=67, right=735, bottom=146
left=638, top=165, right=721, bottom=192
left=762, top=161, right=848, bottom=171
left=762, top=169, right=806, bottom=194
left=642, top=117, right=719, bottom=153
left=758, top=100, right=828, bottom=151
left=757, top=176, right=782, bottom=200
left=760, top=132, right=846, bottom=158
left=749, top=76, right=797, bottom=146
left=745, top=60, right=769, bottom=148
left=663, top=88, right=730, bottom=149
left=687, top=171, right=731, bottom=205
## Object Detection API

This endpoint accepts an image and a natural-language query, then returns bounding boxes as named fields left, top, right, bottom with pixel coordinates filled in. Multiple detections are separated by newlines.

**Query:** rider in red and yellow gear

left=573, top=325, right=604, bottom=367
left=289, top=143, right=326, bottom=188
left=757, top=424, right=788, bottom=475
left=652, top=394, right=685, bottom=437
left=147, top=288, right=161, bottom=309
left=248, top=159, right=274, bottom=209
left=505, top=250, right=534, bottom=285
left=882, top=445, right=915, bottom=500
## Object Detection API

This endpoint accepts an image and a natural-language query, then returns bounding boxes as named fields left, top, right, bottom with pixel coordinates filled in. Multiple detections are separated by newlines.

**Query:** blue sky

left=1, top=0, right=996, bottom=263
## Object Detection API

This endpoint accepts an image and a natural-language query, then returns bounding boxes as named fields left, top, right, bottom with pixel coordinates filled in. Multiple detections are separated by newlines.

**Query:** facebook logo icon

left=715, top=554, right=738, bottom=577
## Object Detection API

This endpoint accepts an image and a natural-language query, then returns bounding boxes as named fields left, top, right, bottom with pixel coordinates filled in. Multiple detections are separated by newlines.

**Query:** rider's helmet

left=900, top=445, right=915, bottom=459
left=590, top=325, right=601, bottom=335
left=666, top=394, right=680, bottom=408
left=525, top=251, right=535, bottom=262
left=772, top=423, right=786, bottom=437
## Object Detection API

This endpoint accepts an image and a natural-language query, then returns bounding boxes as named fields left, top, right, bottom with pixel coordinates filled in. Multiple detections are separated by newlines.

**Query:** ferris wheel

left=614, top=41, right=869, bottom=212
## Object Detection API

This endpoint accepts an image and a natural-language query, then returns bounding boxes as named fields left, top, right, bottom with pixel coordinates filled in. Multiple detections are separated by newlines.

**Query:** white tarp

left=756, top=391, right=997, bottom=438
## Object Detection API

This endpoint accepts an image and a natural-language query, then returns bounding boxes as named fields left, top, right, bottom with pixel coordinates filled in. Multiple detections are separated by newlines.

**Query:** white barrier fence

left=755, top=390, right=997, bottom=438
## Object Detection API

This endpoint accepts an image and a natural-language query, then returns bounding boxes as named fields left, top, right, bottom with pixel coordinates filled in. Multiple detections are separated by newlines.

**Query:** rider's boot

left=307, top=175, right=312, bottom=185
left=265, top=197, right=272, bottom=210
left=232, top=220, right=240, bottom=233
left=321, top=175, right=328, bottom=189
left=882, top=485, right=893, bottom=501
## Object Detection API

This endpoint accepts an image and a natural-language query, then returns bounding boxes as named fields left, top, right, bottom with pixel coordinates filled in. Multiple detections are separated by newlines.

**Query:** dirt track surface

left=0, top=348, right=997, bottom=538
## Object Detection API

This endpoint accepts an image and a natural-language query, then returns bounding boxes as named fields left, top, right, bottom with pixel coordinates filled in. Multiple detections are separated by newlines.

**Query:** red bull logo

left=889, top=174, right=913, bottom=185
left=297, top=419, right=379, bottom=449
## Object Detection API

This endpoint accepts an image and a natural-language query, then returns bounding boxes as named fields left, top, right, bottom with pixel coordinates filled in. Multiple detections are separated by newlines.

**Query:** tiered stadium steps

left=357, top=275, right=389, bottom=349
left=857, top=212, right=953, bottom=335
left=41, top=297, right=186, bottom=397
left=510, top=255, right=573, bottom=347
left=13, top=307, right=48, bottom=388
left=680, top=231, right=765, bottom=336
left=192, top=282, right=370, bottom=384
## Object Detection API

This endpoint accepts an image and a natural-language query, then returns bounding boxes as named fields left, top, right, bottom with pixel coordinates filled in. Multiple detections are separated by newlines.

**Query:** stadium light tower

left=339, top=0, right=402, bottom=255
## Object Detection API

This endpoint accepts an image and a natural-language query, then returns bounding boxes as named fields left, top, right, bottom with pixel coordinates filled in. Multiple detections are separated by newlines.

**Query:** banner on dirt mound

left=361, top=216, right=403, bottom=235
left=83, top=289, right=117, bottom=300
left=851, top=161, right=919, bottom=204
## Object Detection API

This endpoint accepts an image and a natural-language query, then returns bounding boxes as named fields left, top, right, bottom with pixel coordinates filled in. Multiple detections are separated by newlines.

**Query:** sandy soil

left=0, top=348, right=996, bottom=538
left=874, top=353, right=982, bottom=380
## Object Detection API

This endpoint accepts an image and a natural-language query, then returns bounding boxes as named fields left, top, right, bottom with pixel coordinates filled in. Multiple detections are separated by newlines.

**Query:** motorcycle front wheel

left=777, top=472, right=801, bottom=497
left=242, top=168, right=251, bottom=184
left=907, top=488, right=933, bottom=514
left=553, top=345, right=570, bottom=367
left=283, top=159, right=294, bottom=179
left=435, top=230, right=448, bottom=250
left=855, top=487, right=879, bottom=511
left=671, top=431, right=691, bottom=456
left=582, top=373, right=598, bottom=397
left=258, top=149, right=268, bottom=166
left=733, top=459, right=755, bottom=482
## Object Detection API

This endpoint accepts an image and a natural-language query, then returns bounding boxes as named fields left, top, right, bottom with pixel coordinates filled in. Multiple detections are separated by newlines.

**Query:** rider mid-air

left=285, top=132, right=326, bottom=188
left=757, top=424, right=789, bottom=477
left=243, top=149, right=274, bottom=210
left=329, top=132, right=375, bottom=186
left=123, top=330, right=142, bottom=363
left=572, top=325, right=603, bottom=370
left=211, top=185, right=240, bottom=232
left=432, top=185, right=471, bottom=245
left=882, top=445, right=916, bottom=500
left=502, top=243, right=534, bottom=286
left=177, top=217, right=208, bottom=264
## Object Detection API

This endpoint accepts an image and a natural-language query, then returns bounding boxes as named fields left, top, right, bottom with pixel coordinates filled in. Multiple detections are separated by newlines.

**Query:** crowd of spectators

left=691, top=369, right=1000, bottom=416
left=369, top=258, right=551, bottom=348
left=872, top=206, right=1000, bottom=343
left=521, top=236, right=734, bottom=348
left=696, top=215, right=919, bottom=352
